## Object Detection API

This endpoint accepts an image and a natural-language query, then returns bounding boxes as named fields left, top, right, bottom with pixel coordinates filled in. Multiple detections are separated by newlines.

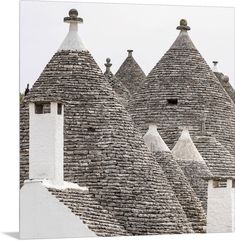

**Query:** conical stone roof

left=143, top=125, right=206, bottom=233
left=172, top=128, right=212, bottom=210
left=194, top=133, right=235, bottom=179
left=104, top=58, right=131, bottom=107
left=20, top=10, right=193, bottom=235
left=214, top=71, right=235, bottom=103
left=115, top=50, right=146, bottom=95
left=129, top=19, right=235, bottom=159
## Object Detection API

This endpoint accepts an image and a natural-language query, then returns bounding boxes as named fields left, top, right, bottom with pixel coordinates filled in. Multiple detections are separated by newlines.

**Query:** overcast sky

left=20, top=0, right=235, bottom=91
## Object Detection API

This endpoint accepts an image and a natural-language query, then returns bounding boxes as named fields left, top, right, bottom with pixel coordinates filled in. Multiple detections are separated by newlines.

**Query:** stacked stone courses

left=194, top=134, right=235, bottom=179
left=154, top=151, right=206, bottom=232
left=20, top=11, right=235, bottom=236
left=20, top=102, right=29, bottom=188
left=22, top=43, right=193, bottom=234
left=214, top=72, right=235, bottom=104
left=115, top=50, right=146, bottom=95
left=104, top=58, right=131, bottom=107
left=129, top=20, right=235, bottom=160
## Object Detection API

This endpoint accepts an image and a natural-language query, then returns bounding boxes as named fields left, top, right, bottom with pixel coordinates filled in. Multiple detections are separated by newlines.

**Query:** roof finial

left=127, top=49, right=133, bottom=57
left=24, top=83, right=29, bottom=96
left=104, top=58, right=112, bottom=72
left=222, top=75, right=229, bottom=83
left=59, top=9, right=86, bottom=51
left=64, top=9, right=83, bottom=23
left=212, top=61, right=218, bottom=72
left=177, top=19, right=190, bottom=31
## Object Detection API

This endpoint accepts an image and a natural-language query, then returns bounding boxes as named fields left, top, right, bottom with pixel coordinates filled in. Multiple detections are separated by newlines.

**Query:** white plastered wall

left=29, top=102, right=63, bottom=185
left=207, top=179, right=235, bottom=233
left=20, top=181, right=96, bottom=239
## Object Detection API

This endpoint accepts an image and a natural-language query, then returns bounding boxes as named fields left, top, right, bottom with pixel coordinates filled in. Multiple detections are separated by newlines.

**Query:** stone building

left=104, top=58, right=131, bottom=107
left=115, top=50, right=146, bottom=95
left=129, top=19, right=235, bottom=159
left=20, top=9, right=235, bottom=238
left=20, top=9, right=196, bottom=239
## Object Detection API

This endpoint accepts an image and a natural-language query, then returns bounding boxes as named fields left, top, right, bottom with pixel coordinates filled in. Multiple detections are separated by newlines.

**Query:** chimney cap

left=213, top=61, right=218, bottom=65
left=176, top=19, right=191, bottom=31
left=127, top=49, right=133, bottom=57
left=64, top=9, right=83, bottom=23
left=104, top=58, right=112, bottom=68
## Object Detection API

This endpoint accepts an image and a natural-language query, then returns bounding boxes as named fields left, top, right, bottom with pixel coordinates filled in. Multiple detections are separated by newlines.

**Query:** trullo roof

left=20, top=10, right=193, bottom=236
left=129, top=19, right=235, bottom=160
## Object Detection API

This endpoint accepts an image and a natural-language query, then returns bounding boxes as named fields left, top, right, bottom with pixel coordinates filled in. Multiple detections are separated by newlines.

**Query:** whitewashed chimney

left=212, top=61, right=219, bottom=73
left=207, top=178, right=235, bottom=233
left=29, top=102, right=64, bottom=185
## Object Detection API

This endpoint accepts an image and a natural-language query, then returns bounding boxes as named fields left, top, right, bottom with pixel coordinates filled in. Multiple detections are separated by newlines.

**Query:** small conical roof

left=194, top=133, right=235, bottom=179
left=115, top=50, right=146, bottom=95
left=172, top=128, right=204, bottom=162
left=172, top=128, right=212, bottom=210
left=155, top=152, right=206, bottom=233
left=143, top=127, right=206, bottom=232
left=129, top=19, right=235, bottom=159
left=143, top=124, right=170, bottom=152
left=104, top=58, right=131, bottom=107
left=21, top=10, right=193, bottom=235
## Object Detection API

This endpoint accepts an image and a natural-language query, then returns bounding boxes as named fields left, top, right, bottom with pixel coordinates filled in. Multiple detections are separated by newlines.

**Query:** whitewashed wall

left=207, top=179, right=235, bottom=233
left=20, top=181, right=96, bottom=239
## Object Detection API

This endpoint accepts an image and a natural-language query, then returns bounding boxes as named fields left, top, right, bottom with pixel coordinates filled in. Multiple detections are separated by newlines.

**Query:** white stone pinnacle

left=143, top=124, right=170, bottom=153
left=59, top=22, right=86, bottom=51
left=172, top=128, right=205, bottom=162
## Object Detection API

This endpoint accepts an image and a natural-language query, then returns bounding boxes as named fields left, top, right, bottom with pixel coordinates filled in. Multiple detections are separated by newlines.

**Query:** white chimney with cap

left=29, top=102, right=64, bottom=185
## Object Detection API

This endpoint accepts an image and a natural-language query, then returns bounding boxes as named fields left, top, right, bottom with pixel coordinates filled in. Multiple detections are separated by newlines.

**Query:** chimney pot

left=127, top=50, right=133, bottom=57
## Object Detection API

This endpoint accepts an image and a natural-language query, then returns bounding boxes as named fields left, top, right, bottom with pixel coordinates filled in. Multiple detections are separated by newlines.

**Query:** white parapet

left=20, top=181, right=96, bottom=239
left=29, top=102, right=64, bottom=185
left=207, top=179, right=235, bottom=233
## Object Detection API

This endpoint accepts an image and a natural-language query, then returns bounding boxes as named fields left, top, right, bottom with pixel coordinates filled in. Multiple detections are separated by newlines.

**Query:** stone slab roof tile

left=20, top=43, right=193, bottom=235
left=115, top=50, right=146, bottom=95
left=129, top=20, right=235, bottom=161
left=194, top=134, right=235, bottom=178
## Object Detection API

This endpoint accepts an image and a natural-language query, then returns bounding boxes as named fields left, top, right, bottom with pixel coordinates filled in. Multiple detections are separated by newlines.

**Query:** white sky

left=20, top=0, right=235, bottom=91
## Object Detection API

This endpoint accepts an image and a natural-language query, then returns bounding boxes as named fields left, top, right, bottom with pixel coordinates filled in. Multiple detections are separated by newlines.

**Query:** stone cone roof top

left=115, top=50, right=146, bottom=95
left=143, top=124, right=170, bottom=152
left=59, top=9, right=86, bottom=51
left=20, top=10, right=194, bottom=235
left=104, top=58, right=131, bottom=107
left=214, top=71, right=235, bottom=103
left=172, top=128, right=204, bottom=162
left=194, top=133, right=235, bottom=179
left=143, top=127, right=206, bottom=233
left=129, top=19, right=235, bottom=159
left=155, top=152, right=206, bottom=233
left=172, top=128, right=212, bottom=210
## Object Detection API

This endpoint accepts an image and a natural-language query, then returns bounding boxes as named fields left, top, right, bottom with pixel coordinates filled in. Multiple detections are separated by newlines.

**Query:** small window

left=87, top=127, right=96, bottom=132
left=232, top=180, right=235, bottom=188
left=35, top=103, right=43, bottom=114
left=35, top=102, right=51, bottom=114
left=213, top=180, right=227, bottom=188
left=57, top=103, right=62, bottom=115
left=167, top=99, right=178, bottom=105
